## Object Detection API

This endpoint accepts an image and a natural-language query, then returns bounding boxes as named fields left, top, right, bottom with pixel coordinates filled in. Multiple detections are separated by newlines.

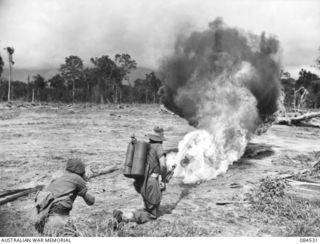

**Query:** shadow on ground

left=159, top=183, right=197, bottom=216
left=243, top=142, right=275, bottom=159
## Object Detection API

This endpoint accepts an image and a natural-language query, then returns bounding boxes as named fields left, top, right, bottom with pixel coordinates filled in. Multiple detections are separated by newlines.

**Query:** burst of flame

left=167, top=62, right=259, bottom=184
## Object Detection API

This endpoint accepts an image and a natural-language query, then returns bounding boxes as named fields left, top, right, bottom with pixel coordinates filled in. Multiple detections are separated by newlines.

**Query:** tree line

left=281, top=68, right=320, bottom=109
left=280, top=49, right=320, bottom=109
left=1, top=51, right=320, bottom=109
left=0, top=54, right=162, bottom=104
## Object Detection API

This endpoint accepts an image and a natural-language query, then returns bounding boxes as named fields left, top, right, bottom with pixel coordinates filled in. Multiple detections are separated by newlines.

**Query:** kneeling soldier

left=114, top=126, right=168, bottom=224
left=34, top=158, right=95, bottom=236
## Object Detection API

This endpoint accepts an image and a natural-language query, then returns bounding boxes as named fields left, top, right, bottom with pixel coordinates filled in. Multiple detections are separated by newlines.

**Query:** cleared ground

left=0, top=103, right=320, bottom=236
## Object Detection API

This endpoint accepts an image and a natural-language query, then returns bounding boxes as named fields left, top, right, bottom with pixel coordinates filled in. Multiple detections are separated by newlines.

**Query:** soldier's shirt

left=147, top=143, right=165, bottom=174
left=45, top=172, right=87, bottom=210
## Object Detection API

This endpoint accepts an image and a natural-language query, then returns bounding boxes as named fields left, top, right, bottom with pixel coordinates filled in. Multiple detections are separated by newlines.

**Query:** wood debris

left=275, top=111, right=320, bottom=127
left=216, top=201, right=250, bottom=205
left=0, top=185, right=44, bottom=205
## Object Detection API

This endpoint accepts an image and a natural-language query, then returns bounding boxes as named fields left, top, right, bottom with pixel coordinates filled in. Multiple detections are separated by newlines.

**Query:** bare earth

left=0, top=104, right=319, bottom=236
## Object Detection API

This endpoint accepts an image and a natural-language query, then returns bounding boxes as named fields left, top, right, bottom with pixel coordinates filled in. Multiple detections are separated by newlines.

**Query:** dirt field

left=0, top=103, right=320, bottom=236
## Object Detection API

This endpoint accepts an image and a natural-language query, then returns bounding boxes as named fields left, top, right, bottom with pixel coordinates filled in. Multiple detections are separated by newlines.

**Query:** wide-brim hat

left=146, top=126, right=166, bottom=142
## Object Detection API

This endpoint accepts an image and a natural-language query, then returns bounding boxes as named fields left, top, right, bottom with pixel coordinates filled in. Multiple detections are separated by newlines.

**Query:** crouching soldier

left=34, top=158, right=95, bottom=236
left=114, top=127, right=168, bottom=224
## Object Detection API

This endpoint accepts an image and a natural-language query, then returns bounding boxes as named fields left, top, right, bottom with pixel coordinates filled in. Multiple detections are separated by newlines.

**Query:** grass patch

left=74, top=215, right=217, bottom=237
left=0, top=210, right=39, bottom=236
left=247, top=177, right=320, bottom=236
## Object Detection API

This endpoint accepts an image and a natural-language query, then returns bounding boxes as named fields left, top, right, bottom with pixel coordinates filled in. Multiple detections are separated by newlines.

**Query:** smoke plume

left=162, top=18, right=281, bottom=183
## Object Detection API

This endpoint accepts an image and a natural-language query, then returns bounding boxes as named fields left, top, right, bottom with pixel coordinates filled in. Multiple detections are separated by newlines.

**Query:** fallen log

left=87, top=166, right=119, bottom=179
left=286, top=179, right=320, bottom=202
left=0, top=188, right=34, bottom=198
left=230, top=183, right=242, bottom=188
left=0, top=185, right=44, bottom=205
left=286, top=179, right=320, bottom=187
left=216, top=201, right=250, bottom=205
left=275, top=111, right=320, bottom=126
left=277, top=174, right=294, bottom=180
left=277, top=169, right=309, bottom=180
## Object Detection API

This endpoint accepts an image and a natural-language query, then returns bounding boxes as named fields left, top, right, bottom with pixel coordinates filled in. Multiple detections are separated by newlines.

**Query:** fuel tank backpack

left=123, top=138, right=149, bottom=179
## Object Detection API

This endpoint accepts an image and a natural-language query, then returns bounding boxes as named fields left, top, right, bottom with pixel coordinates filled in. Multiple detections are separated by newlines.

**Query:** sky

left=0, top=0, right=319, bottom=78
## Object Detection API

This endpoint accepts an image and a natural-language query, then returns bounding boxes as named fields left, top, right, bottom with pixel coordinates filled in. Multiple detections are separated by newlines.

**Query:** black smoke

left=159, top=18, right=281, bottom=126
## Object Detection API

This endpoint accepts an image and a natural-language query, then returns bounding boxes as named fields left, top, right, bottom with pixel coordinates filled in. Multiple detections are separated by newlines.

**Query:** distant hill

left=2, top=68, right=59, bottom=82
left=1, top=66, right=155, bottom=85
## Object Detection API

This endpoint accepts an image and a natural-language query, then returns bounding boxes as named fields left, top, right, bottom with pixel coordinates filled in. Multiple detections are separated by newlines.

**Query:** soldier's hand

left=159, top=182, right=166, bottom=192
left=84, top=166, right=94, bottom=181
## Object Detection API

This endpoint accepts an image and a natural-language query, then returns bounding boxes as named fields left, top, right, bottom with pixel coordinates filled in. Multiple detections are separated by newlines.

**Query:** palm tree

left=4, top=47, right=14, bottom=102
left=0, top=55, right=4, bottom=78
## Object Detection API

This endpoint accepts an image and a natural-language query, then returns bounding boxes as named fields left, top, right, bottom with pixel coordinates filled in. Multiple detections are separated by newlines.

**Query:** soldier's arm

left=77, top=177, right=95, bottom=206
left=160, top=155, right=167, bottom=171
left=159, top=155, right=167, bottom=182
